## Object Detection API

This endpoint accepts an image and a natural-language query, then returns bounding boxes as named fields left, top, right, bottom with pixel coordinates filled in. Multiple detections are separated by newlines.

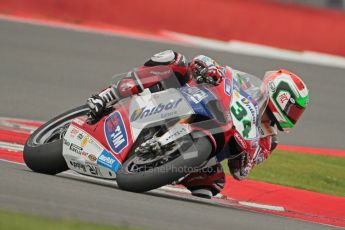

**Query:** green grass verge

left=0, top=210, right=142, bottom=230
left=222, top=150, right=345, bottom=197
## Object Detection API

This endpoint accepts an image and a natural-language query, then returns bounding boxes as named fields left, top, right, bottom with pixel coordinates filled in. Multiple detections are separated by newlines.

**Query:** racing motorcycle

left=24, top=66, right=266, bottom=192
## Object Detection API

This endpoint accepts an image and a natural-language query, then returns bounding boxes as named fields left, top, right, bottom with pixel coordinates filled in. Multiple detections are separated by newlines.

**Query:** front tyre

left=116, top=136, right=213, bottom=193
left=24, top=105, right=89, bottom=175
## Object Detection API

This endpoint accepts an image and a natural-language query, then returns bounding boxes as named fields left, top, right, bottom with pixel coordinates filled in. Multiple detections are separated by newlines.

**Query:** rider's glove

left=190, top=60, right=208, bottom=83
left=87, top=95, right=106, bottom=120
left=190, top=55, right=224, bottom=86
left=205, top=65, right=224, bottom=85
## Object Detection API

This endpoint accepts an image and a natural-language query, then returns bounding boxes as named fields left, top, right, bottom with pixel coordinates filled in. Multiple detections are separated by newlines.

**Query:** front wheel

left=23, top=105, right=89, bottom=175
left=116, top=136, right=213, bottom=193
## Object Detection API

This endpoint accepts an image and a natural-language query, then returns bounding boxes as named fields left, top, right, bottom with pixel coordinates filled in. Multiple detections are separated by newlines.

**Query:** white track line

left=0, top=141, right=24, bottom=152
left=0, top=117, right=42, bottom=132
left=239, top=201, right=285, bottom=212
left=159, top=185, right=225, bottom=198
left=0, top=158, right=25, bottom=165
left=0, top=117, right=44, bottom=124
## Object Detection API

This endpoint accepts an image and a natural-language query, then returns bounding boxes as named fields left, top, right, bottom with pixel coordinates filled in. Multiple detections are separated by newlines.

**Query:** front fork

left=135, top=122, right=217, bottom=158
left=134, top=122, right=221, bottom=185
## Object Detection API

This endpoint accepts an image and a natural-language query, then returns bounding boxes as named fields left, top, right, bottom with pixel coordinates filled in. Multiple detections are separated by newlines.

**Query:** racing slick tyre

left=24, top=105, right=89, bottom=175
left=116, top=135, right=213, bottom=193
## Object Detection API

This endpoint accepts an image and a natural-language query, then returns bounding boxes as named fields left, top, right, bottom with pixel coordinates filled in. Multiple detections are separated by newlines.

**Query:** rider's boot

left=180, top=163, right=225, bottom=199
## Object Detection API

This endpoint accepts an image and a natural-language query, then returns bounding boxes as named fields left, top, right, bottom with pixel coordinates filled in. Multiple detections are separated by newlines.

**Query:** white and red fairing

left=61, top=66, right=265, bottom=179
left=62, top=88, right=197, bottom=179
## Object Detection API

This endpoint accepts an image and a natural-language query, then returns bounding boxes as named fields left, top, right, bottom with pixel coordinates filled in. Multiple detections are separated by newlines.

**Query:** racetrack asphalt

left=0, top=161, right=339, bottom=230
left=0, top=19, right=343, bottom=230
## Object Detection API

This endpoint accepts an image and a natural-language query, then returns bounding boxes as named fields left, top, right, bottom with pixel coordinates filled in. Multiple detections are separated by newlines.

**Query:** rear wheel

left=116, top=135, right=213, bottom=192
left=23, top=105, right=89, bottom=175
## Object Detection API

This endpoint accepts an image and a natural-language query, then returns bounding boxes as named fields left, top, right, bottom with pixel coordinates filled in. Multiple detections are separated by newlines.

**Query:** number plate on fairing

left=62, top=125, right=121, bottom=179
left=230, top=83, right=260, bottom=140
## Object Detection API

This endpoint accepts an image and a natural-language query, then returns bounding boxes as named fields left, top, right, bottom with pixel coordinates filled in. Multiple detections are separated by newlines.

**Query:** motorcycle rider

left=87, top=50, right=309, bottom=199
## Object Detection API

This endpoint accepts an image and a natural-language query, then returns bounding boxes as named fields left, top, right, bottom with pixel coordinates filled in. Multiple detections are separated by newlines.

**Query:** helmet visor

left=284, top=101, right=305, bottom=124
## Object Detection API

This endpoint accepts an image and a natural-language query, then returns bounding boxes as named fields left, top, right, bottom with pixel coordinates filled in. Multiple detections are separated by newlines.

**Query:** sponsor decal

left=81, top=151, right=88, bottom=157
left=234, top=132, right=247, bottom=149
left=234, top=90, right=240, bottom=98
left=86, top=164, right=102, bottom=176
left=277, top=91, right=291, bottom=109
left=241, top=98, right=250, bottom=105
left=279, top=92, right=290, bottom=104
left=130, top=98, right=183, bottom=121
left=63, top=139, right=71, bottom=147
left=224, top=78, right=232, bottom=96
left=182, top=87, right=208, bottom=104
left=70, top=127, right=79, bottom=138
left=81, top=135, right=89, bottom=148
left=164, top=126, right=189, bottom=142
left=88, top=138, right=103, bottom=152
left=149, top=70, right=172, bottom=76
left=241, top=97, right=257, bottom=125
left=70, top=160, right=86, bottom=172
left=77, top=133, right=84, bottom=140
left=73, top=118, right=85, bottom=126
left=268, top=81, right=276, bottom=93
left=70, top=143, right=82, bottom=155
left=258, top=126, right=265, bottom=136
left=97, top=150, right=121, bottom=172
left=88, top=154, right=97, bottom=162
left=104, top=112, right=128, bottom=154
left=70, top=160, right=101, bottom=176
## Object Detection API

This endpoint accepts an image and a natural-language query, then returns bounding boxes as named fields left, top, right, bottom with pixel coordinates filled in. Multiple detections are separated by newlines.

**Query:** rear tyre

left=23, top=105, right=89, bottom=175
left=116, top=136, right=213, bottom=193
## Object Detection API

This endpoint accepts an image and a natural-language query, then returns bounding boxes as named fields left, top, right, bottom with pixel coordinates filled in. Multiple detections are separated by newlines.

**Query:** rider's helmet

left=262, top=69, right=309, bottom=132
